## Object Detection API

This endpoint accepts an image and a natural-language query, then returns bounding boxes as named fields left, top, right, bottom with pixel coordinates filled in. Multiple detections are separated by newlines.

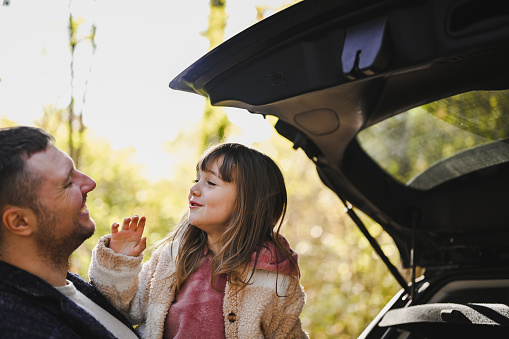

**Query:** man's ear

left=1, top=206, right=35, bottom=237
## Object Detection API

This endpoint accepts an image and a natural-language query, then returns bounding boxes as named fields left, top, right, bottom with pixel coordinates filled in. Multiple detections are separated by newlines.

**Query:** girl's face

left=188, top=158, right=237, bottom=241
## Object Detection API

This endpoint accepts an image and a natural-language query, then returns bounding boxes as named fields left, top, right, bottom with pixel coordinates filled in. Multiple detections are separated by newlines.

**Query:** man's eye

left=65, top=181, right=72, bottom=188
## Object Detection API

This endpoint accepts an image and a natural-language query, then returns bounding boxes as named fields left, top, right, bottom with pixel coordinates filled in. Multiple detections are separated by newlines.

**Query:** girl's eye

left=207, top=181, right=216, bottom=186
left=193, top=179, right=199, bottom=183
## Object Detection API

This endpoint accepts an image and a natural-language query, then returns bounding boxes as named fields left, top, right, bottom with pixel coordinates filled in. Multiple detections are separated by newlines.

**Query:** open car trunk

left=170, top=0, right=509, bottom=337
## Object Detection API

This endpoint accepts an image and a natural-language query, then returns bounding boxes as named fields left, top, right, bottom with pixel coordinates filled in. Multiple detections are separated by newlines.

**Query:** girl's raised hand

left=109, top=215, right=147, bottom=257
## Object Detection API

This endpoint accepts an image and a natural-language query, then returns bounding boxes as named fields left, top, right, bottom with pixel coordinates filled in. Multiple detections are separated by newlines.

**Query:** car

left=169, top=0, right=509, bottom=337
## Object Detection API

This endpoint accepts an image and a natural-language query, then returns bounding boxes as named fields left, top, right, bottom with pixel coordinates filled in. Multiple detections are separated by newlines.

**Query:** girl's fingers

left=137, top=237, right=147, bottom=253
left=137, top=216, right=146, bottom=231
left=111, top=222, right=119, bottom=234
left=115, top=215, right=147, bottom=235
left=129, top=215, right=146, bottom=233
left=121, top=217, right=131, bottom=231
left=131, top=215, right=140, bottom=228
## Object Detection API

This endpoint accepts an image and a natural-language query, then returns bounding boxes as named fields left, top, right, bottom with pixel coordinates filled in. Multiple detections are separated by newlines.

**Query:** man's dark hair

left=0, top=126, right=55, bottom=216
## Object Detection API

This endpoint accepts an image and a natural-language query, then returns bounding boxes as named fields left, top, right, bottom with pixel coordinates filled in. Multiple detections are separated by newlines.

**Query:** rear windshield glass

left=357, top=89, right=509, bottom=190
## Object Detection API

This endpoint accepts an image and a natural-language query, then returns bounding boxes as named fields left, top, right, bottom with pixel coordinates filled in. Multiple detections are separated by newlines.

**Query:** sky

left=0, top=0, right=291, bottom=180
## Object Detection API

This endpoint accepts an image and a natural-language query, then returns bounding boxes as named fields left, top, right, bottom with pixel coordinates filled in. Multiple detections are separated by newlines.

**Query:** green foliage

left=71, top=133, right=178, bottom=277
left=357, top=90, right=509, bottom=185
left=200, top=99, right=230, bottom=151
left=423, top=90, right=509, bottom=140
left=197, top=1, right=230, bottom=151
left=23, top=110, right=183, bottom=277
left=0, top=116, right=17, bottom=127
left=203, top=0, right=227, bottom=50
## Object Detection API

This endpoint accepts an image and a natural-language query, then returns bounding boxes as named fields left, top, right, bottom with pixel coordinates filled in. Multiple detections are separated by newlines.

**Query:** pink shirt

left=163, top=254, right=227, bottom=339
left=163, top=237, right=297, bottom=338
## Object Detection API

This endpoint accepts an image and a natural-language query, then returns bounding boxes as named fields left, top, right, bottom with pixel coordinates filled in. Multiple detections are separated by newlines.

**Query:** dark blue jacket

left=0, top=260, right=139, bottom=338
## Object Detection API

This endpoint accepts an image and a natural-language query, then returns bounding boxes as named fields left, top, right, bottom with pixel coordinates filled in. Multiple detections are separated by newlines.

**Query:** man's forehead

left=26, top=145, right=73, bottom=178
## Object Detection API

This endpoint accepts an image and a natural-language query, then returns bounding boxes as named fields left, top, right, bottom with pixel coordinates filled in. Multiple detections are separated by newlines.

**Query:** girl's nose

left=189, top=182, right=200, bottom=196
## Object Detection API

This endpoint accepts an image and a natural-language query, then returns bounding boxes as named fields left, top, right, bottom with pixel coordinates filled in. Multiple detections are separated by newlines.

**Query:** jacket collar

left=0, top=260, right=63, bottom=298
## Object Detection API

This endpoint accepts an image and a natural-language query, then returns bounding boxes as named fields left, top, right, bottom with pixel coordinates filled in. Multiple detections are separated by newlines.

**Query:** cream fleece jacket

left=89, top=235, right=309, bottom=339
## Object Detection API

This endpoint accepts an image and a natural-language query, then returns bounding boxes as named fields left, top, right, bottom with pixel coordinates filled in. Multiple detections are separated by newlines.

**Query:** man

left=0, top=126, right=139, bottom=338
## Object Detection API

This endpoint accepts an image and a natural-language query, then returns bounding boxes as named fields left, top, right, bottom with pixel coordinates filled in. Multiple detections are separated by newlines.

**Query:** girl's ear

left=1, top=206, right=35, bottom=237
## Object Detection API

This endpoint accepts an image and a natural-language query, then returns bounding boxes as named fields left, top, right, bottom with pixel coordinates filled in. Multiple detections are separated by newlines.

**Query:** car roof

left=170, top=0, right=509, bottom=270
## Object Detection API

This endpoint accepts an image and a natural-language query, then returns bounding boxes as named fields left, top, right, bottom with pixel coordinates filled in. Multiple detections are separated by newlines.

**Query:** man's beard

left=33, top=205, right=95, bottom=271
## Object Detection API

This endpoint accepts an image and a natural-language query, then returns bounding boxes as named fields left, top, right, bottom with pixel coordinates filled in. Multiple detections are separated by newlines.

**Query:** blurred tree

left=0, top=116, right=16, bottom=127
left=66, top=0, right=97, bottom=167
left=198, top=0, right=230, bottom=151
left=73, top=133, right=176, bottom=277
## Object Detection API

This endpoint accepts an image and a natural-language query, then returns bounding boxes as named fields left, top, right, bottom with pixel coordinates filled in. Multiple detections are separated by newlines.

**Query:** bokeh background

left=0, top=0, right=403, bottom=337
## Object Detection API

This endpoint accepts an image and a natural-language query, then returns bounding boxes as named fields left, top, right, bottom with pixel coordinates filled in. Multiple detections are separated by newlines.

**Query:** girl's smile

left=189, top=200, right=203, bottom=208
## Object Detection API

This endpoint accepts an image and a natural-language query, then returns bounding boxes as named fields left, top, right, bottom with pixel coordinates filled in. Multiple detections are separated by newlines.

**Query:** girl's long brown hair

left=163, top=143, right=299, bottom=294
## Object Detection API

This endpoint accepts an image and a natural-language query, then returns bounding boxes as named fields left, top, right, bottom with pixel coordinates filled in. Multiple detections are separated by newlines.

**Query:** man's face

left=26, top=145, right=97, bottom=263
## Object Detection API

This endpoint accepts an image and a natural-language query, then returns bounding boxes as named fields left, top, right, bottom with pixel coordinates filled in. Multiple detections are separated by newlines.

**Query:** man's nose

left=77, top=170, right=96, bottom=193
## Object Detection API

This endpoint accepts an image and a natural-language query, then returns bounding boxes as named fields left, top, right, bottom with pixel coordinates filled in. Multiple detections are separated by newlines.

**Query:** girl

left=89, top=143, right=308, bottom=339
